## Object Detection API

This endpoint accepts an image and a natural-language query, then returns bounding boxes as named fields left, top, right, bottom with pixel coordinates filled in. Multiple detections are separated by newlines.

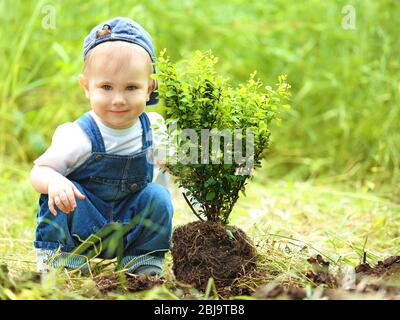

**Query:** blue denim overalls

left=34, top=112, right=173, bottom=265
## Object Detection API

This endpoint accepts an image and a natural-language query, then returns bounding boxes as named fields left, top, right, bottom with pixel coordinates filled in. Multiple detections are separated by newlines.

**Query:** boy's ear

left=79, top=74, right=90, bottom=99
left=147, top=79, right=157, bottom=101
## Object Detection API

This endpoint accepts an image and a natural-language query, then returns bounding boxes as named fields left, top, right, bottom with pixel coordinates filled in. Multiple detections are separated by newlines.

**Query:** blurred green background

left=1, top=0, right=399, bottom=192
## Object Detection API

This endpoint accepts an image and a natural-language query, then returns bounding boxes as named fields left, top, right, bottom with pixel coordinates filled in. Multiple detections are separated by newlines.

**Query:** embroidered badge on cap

left=96, top=24, right=112, bottom=38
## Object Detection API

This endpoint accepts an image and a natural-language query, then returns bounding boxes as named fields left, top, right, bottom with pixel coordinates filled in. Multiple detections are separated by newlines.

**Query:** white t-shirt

left=34, top=111, right=168, bottom=178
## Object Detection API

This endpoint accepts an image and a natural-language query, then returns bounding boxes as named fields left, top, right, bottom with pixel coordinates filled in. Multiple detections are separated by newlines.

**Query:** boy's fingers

left=54, top=195, right=68, bottom=213
left=59, top=191, right=71, bottom=211
left=65, top=189, right=76, bottom=209
left=73, top=186, right=86, bottom=200
left=48, top=198, right=57, bottom=216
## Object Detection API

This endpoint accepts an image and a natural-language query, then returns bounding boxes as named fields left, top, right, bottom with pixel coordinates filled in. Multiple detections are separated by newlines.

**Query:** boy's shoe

left=36, top=249, right=91, bottom=274
left=133, top=265, right=163, bottom=276
left=118, top=254, right=164, bottom=276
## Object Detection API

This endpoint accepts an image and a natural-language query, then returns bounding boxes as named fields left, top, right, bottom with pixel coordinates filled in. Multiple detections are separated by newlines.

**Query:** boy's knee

left=141, top=183, right=171, bottom=204
left=136, top=183, right=173, bottom=219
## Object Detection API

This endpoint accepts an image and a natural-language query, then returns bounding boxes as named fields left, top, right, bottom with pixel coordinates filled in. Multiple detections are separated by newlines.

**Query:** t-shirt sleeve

left=33, top=122, right=91, bottom=176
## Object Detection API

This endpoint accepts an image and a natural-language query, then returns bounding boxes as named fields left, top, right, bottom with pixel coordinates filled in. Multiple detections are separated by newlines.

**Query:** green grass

left=1, top=159, right=399, bottom=299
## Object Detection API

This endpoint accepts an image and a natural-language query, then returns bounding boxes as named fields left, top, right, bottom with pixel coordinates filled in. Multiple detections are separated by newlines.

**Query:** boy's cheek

left=127, top=95, right=146, bottom=107
left=92, top=89, right=107, bottom=98
left=91, top=93, right=110, bottom=106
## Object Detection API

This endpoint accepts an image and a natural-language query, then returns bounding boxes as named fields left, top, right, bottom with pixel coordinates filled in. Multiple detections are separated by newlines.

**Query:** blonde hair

left=83, top=41, right=153, bottom=77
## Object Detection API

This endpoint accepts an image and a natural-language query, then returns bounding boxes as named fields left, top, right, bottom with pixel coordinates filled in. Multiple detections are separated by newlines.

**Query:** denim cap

left=83, top=17, right=158, bottom=106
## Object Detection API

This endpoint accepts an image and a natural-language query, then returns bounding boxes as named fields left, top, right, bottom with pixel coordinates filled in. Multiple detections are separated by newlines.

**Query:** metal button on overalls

left=130, top=183, right=138, bottom=192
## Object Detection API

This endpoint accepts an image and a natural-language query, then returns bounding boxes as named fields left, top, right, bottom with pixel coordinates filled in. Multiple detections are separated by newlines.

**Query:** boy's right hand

left=47, top=177, right=86, bottom=216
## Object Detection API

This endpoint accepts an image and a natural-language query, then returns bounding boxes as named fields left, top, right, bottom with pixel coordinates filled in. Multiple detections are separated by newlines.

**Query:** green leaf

left=166, top=90, right=176, bottom=97
left=204, top=178, right=216, bottom=187
left=206, top=192, right=216, bottom=201
left=226, top=229, right=236, bottom=241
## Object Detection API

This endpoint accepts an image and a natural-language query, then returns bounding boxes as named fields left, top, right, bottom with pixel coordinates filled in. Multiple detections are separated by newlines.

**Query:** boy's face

left=79, top=42, right=155, bottom=129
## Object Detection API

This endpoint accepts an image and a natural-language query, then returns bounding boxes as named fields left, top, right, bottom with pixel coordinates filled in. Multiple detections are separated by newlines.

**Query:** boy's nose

left=112, top=93, right=126, bottom=106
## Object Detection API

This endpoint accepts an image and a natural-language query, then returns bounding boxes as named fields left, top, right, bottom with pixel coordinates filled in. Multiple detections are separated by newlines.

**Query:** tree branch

left=182, top=192, right=204, bottom=222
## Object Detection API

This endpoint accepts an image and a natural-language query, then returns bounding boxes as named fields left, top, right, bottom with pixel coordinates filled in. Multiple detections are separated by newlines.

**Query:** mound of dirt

left=355, top=256, right=400, bottom=278
left=171, top=221, right=257, bottom=295
left=94, top=273, right=165, bottom=293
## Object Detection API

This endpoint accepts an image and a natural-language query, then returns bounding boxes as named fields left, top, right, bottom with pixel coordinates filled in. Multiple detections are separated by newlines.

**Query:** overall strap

left=76, top=112, right=106, bottom=153
left=139, top=112, right=153, bottom=150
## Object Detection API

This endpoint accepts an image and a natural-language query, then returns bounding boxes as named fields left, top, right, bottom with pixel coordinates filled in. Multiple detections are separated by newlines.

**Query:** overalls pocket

left=85, top=176, right=119, bottom=202
left=115, top=178, right=148, bottom=201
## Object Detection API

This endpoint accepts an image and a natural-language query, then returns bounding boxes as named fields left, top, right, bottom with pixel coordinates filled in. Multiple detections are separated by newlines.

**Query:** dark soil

left=305, top=254, right=338, bottom=288
left=304, top=255, right=400, bottom=297
left=171, top=221, right=257, bottom=296
left=254, top=255, right=400, bottom=300
left=355, top=256, right=400, bottom=278
left=353, top=255, right=400, bottom=296
left=254, top=254, right=335, bottom=299
left=94, top=273, right=165, bottom=293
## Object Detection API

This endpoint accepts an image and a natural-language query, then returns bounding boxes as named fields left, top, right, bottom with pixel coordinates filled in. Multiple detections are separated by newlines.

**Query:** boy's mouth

left=109, top=110, right=129, bottom=114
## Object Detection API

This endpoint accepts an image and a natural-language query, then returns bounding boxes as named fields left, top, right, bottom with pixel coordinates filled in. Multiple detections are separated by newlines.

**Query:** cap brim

left=146, top=90, right=159, bottom=106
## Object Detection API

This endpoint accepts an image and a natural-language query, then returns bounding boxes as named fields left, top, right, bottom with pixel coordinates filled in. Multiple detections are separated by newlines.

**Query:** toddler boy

left=30, top=17, right=173, bottom=276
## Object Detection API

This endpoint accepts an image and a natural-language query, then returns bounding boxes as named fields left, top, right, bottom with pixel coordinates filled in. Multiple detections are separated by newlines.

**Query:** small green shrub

left=155, top=50, right=291, bottom=224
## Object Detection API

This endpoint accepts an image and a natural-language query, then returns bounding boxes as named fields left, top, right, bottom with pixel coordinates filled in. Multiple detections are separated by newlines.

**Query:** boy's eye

left=126, top=86, right=137, bottom=91
left=101, top=85, right=112, bottom=90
